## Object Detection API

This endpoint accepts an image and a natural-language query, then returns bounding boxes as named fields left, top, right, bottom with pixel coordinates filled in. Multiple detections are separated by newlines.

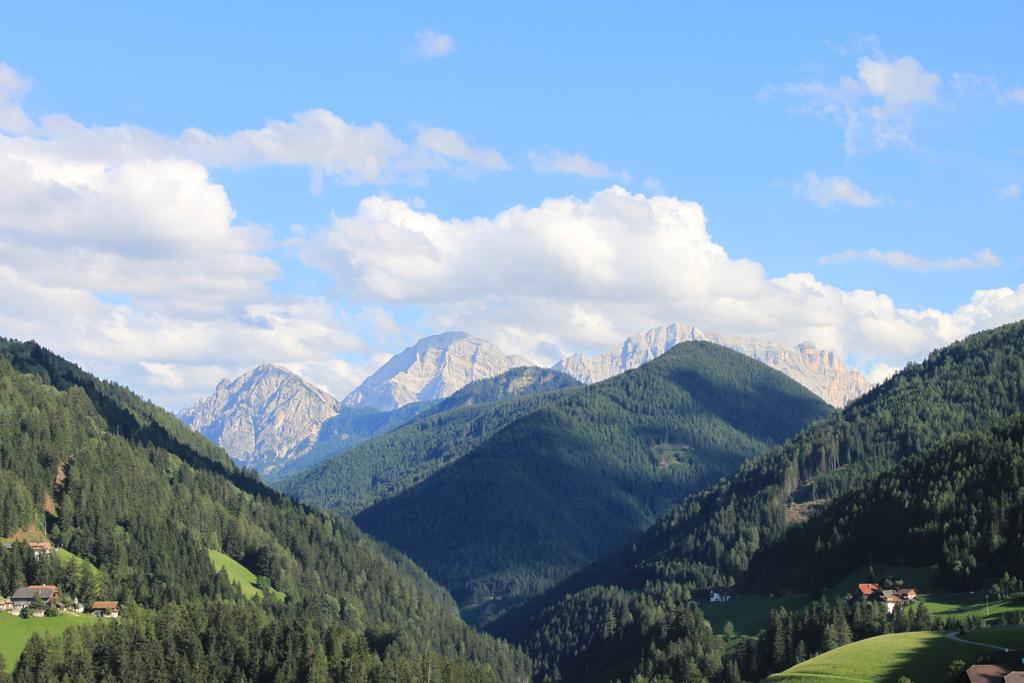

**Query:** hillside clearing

left=207, top=549, right=285, bottom=601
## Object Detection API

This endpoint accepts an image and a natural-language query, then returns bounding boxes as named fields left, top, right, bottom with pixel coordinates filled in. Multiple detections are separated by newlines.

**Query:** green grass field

left=207, top=549, right=285, bottom=601
left=765, top=631, right=992, bottom=683
left=959, top=626, right=1024, bottom=650
left=703, top=593, right=810, bottom=638
left=924, top=591, right=1024, bottom=625
left=0, top=612, right=91, bottom=672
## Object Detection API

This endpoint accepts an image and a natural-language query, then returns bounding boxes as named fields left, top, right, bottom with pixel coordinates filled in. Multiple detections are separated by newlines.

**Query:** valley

left=2, top=9, right=1018, bottom=682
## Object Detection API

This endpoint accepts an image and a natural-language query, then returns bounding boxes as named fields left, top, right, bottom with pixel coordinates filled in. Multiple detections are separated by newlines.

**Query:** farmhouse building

left=91, top=600, right=120, bottom=618
left=11, top=585, right=61, bottom=610
left=28, top=541, right=53, bottom=560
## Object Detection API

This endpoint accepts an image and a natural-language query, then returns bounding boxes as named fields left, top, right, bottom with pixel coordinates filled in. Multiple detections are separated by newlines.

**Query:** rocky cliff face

left=554, top=323, right=871, bottom=407
left=179, top=364, right=341, bottom=474
left=342, top=332, right=536, bottom=411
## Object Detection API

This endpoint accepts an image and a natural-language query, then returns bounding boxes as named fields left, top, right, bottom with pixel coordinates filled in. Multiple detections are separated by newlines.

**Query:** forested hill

left=353, top=342, right=832, bottom=626
left=496, top=320, right=1024, bottom=679
left=279, top=367, right=583, bottom=516
left=0, top=339, right=529, bottom=681
left=749, top=412, right=1024, bottom=591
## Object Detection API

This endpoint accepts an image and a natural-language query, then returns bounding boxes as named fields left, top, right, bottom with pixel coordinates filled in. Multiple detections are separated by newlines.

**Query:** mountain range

left=555, top=322, right=871, bottom=407
left=491, top=319, right=1024, bottom=681
left=4, top=319, right=1024, bottom=681
left=287, top=341, right=833, bottom=627
left=184, top=324, right=873, bottom=475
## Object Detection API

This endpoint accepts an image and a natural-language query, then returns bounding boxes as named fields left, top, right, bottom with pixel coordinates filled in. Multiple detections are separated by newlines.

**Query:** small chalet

left=91, top=601, right=120, bottom=618
left=0, top=597, right=13, bottom=612
left=691, top=587, right=737, bottom=603
left=855, top=582, right=880, bottom=600
left=11, top=585, right=61, bottom=611
left=28, top=541, right=53, bottom=560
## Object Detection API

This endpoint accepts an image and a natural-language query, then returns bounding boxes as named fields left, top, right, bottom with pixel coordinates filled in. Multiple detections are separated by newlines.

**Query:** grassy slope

left=765, top=631, right=989, bottom=682
left=962, top=627, right=1024, bottom=649
left=0, top=613, right=93, bottom=672
left=207, top=549, right=285, bottom=601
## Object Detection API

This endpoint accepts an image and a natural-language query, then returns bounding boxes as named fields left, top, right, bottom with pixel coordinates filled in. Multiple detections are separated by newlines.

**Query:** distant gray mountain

left=342, top=331, right=536, bottom=411
left=554, top=323, right=872, bottom=407
left=179, top=364, right=341, bottom=474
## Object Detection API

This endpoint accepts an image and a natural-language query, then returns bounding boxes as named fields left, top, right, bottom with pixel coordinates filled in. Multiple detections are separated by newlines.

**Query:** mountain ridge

left=554, top=322, right=872, bottom=407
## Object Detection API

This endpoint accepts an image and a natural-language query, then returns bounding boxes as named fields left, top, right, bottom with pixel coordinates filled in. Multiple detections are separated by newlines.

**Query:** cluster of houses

left=0, top=584, right=119, bottom=619
left=852, top=582, right=919, bottom=614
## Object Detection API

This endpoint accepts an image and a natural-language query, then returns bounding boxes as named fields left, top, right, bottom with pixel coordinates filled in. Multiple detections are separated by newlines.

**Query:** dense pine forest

left=0, top=339, right=529, bottom=681
left=279, top=367, right=581, bottom=514
left=352, top=342, right=831, bottom=625
left=493, top=320, right=1024, bottom=681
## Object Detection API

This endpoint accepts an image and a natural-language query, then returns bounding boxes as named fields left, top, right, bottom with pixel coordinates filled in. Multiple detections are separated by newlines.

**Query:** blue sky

left=0, top=2, right=1021, bottom=407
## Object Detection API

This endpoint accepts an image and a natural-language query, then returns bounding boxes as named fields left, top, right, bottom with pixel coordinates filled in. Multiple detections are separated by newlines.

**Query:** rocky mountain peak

left=180, top=364, right=341, bottom=474
left=342, top=332, right=537, bottom=411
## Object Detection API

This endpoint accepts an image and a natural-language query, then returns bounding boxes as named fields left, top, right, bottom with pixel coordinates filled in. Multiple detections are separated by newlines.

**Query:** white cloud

left=305, top=186, right=1024, bottom=372
left=793, top=171, right=882, bottom=207
left=999, top=183, right=1020, bottom=200
left=0, top=69, right=506, bottom=190
left=528, top=149, right=613, bottom=178
left=765, top=55, right=940, bottom=153
left=0, top=64, right=393, bottom=408
left=951, top=73, right=1024, bottom=106
left=0, top=63, right=33, bottom=134
left=819, top=248, right=1003, bottom=272
left=181, top=111, right=507, bottom=184
left=411, top=30, right=454, bottom=59
left=413, top=127, right=508, bottom=172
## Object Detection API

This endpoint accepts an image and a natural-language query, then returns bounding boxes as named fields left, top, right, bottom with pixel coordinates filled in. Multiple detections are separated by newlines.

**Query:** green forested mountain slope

left=279, top=367, right=582, bottom=515
left=266, top=400, right=432, bottom=482
left=0, top=339, right=528, bottom=681
left=499, top=320, right=1024, bottom=680
left=354, top=342, right=832, bottom=625
left=749, top=412, right=1024, bottom=591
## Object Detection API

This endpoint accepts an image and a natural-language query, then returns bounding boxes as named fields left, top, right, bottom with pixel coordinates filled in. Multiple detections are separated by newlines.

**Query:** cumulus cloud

left=792, top=171, right=882, bottom=207
left=819, top=248, right=1003, bottom=272
left=0, top=63, right=397, bottom=407
left=411, top=30, right=454, bottom=59
left=764, top=55, right=940, bottom=153
left=999, top=183, right=1020, bottom=200
left=528, top=149, right=614, bottom=178
left=305, top=186, right=1024, bottom=371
